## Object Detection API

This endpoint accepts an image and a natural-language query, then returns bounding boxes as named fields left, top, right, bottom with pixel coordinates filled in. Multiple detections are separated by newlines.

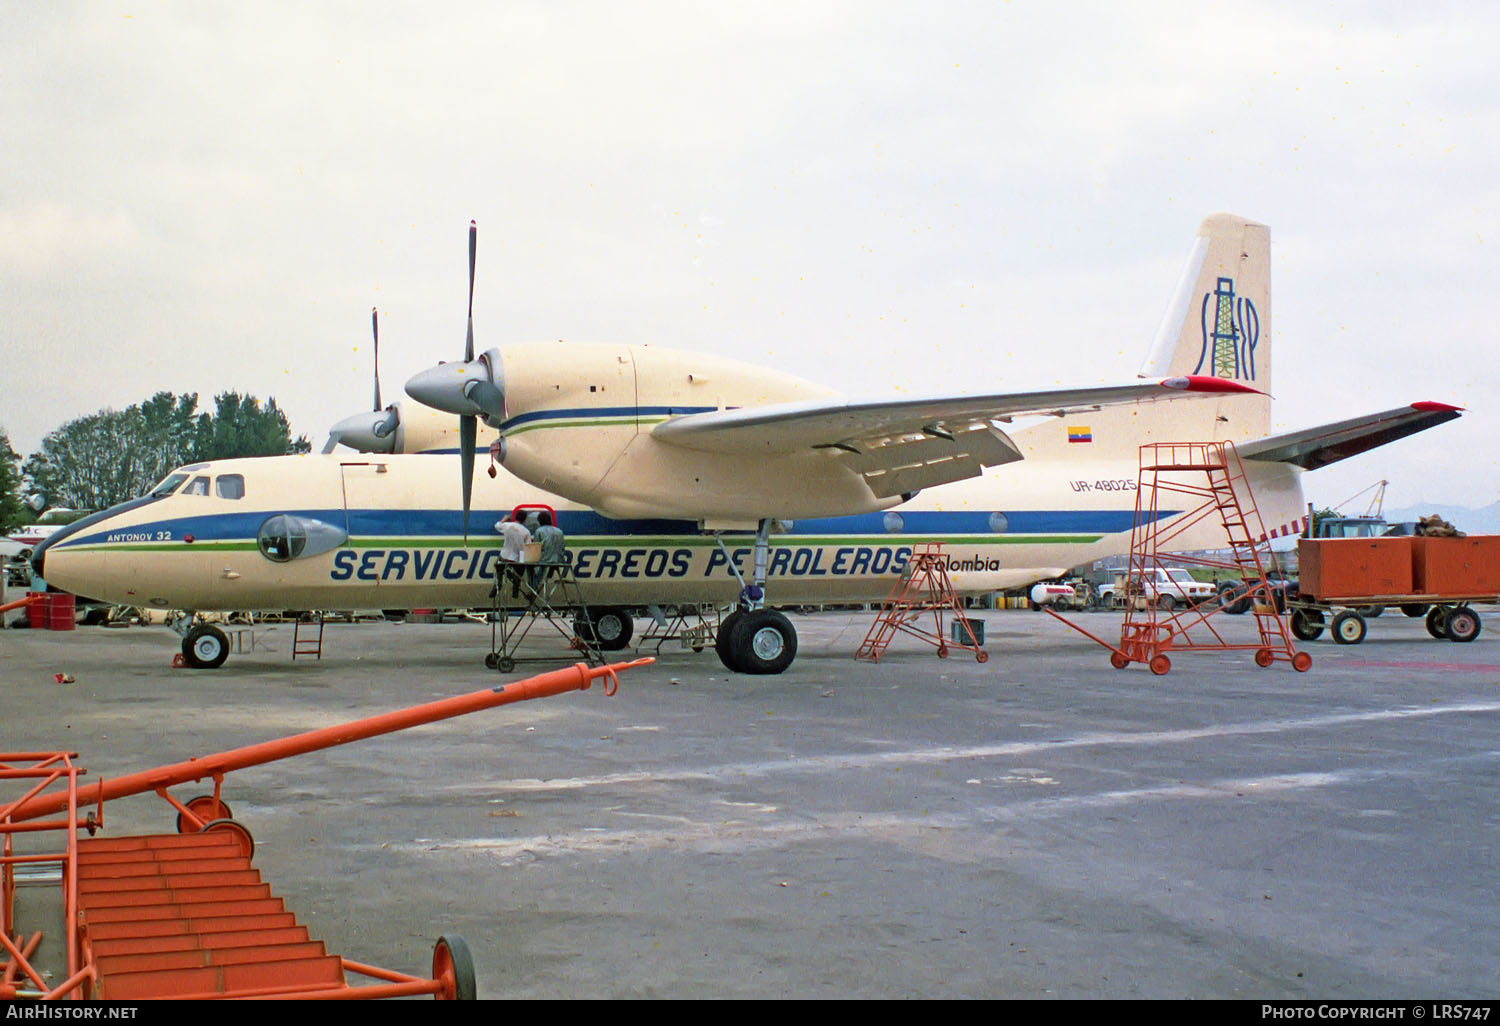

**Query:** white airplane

left=32, top=214, right=1460, bottom=672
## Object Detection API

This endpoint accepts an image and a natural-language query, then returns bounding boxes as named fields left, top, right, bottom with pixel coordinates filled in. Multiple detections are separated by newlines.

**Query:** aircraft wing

left=1237, top=402, right=1463, bottom=470
left=652, top=375, right=1257, bottom=498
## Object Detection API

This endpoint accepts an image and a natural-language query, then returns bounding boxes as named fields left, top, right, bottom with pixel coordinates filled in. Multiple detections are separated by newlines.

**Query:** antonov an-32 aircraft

left=33, top=214, right=1459, bottom=673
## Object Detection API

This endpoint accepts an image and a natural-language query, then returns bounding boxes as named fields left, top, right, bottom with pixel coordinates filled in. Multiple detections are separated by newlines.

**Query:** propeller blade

left=372, top=307, right=381, bottom=411
left=460, top=414, right=476, bottom=542
left=465, top=220, right=476, bottom=363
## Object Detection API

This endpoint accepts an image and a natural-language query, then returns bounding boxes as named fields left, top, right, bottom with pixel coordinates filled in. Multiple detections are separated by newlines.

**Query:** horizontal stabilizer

left=1238, top=403, right=1462, bottom=470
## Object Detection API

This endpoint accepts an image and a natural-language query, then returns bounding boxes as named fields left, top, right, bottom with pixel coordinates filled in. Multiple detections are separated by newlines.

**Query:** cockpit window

left=215, top=474, right=245, bottom=500
left=182, top=476, right=210, bottom=496
left=148, top=473, right=189, bottom=498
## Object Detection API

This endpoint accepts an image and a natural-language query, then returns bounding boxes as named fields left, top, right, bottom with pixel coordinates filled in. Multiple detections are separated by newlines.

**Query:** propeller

left=322, top=308, right=400, bottom=454
left=404, top=221, right=507, bottom=541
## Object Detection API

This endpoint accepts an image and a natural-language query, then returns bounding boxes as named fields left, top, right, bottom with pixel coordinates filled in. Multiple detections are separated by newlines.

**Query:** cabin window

left=989, top=512, right=1010, bottom=533
left=183, top=476, right=210, bottom=496
left=215, top=474, right=245, bottom=500
left=883, top=512, right=905, bottom=533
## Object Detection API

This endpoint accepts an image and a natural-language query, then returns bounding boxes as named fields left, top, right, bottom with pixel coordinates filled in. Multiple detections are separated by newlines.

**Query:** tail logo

left=1195, top=277, right=1259, bottom=380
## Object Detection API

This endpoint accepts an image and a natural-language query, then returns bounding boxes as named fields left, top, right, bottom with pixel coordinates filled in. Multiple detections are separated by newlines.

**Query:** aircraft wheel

left=1290, top=608, right=1325, bottom=641
left=1445, top=606, right=1481, bottom=643
left=1425, top=606, right=1451, bottom=639
left=1331, top=611, right=1367, bottom=645
left=176, top=795, right=233, bottom=834
left=182, top=624, right=230, bottom=669
left=729, top=610, right=798, bottom=675
left=433, top=934, right=477, bottom=1001
left=1401, top=604, right=1430, bottom=618
left=577, top=607, right=634, bottom=650
left=715, top=611, right=746, bottom=672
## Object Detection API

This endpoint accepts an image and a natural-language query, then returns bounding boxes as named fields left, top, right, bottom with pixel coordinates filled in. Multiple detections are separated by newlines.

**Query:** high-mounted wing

left=651, top=375, right=1258, bottom=498
left=1237, top=402, right=1463, bottom=470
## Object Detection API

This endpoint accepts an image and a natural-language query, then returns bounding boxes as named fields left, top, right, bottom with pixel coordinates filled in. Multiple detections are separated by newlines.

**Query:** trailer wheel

left=1358, top=605, right=1386, bottom=618
left=1401, top=604, right=1430, bottom=618
left=182, top=624, right=230, bottom=669
left=1425, top=606, right=1451, bottom=640
left=1149, top=654, right=1171, bottom=675
left=1254, top=647, right=1275, bottom=668
left=201, top=818, right=254, bottom=859
left=1331, top=611, right=1367, bottom=645
left=433, top=934, right=477, bottom=1001
left=1109, top=651, right=1130, bottom=669
left=1290, top=609, right=1325, bottom=641
left=176, top=795, right=233, bottom=834
left=1292, top=651, right=1313, bottom=672
left=1445, top=607, right=1481, bottom=643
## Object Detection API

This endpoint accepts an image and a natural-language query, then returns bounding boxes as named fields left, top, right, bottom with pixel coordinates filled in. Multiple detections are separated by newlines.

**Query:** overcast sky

left=3, top=1, right=1494, bottom=512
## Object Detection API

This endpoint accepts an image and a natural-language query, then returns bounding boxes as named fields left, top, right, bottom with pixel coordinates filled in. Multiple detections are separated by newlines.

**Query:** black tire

left=576, top=607, right=633, bottom=650
left=1330, top=610, right=1366, bottom=645
left=728, top=609, right=798, bottom=675
left=1357, top=605, right=1385, bottom=618
left=181, top=624, right=230, bottom=669
left=1445, top=607, right=1481, bottom=643
left=1401, top=604, right=1431, bottom=618
left=715, top=610, right=746, bottom=672
left=1290, top=608, right=1325, bottom=642
left=1425, top=606, right=1451, bottom=640
left=1217, top=581, right=1250, bottom=615
left=434, top=934, right=477, bottom=1001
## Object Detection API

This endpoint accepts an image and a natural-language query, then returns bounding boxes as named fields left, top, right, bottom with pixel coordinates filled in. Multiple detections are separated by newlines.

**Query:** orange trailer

left=1291, top=536, right=1500, bottom=645
left=1, top=657, right=650, bottom=1000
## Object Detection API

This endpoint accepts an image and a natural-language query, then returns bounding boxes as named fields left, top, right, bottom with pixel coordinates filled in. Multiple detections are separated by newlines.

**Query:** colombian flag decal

left=1067, top=426, right=1092, bottom=444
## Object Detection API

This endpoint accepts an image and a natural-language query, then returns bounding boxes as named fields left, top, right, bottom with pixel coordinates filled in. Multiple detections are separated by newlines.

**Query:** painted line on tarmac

left=414, top=758, right=1500, bottom=862
left=467, top=699, right=1500, bottom=794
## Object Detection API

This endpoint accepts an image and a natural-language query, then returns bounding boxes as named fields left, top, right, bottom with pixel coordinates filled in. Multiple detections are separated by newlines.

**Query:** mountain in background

left=1382, top=501, right=1500, bottom=535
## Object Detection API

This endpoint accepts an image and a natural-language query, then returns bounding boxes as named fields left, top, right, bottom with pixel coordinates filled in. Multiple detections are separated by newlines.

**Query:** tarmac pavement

left=2, top=607, right=1497, bottom=999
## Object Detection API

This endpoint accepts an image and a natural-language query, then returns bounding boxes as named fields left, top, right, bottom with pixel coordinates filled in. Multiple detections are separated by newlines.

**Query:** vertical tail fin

left=1021, top=213, right=1272, bottom=460
left=1139, top=212, right=1271, bottom=436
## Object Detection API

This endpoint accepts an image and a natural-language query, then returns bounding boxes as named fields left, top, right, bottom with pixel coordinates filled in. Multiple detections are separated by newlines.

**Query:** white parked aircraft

left=33, top=214, right=1459, bottom=672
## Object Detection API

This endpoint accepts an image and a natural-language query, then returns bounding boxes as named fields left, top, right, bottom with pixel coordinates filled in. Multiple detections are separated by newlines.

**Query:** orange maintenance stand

left=1, top=658, right=650, bottom=1000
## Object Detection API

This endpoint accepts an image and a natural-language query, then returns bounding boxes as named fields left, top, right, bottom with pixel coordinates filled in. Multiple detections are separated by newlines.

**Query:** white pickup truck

left=1098, top=568, right=1216, bottom=610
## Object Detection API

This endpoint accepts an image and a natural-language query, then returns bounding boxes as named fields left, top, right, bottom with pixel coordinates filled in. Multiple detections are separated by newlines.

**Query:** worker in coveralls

left=494, top=511, right=533, bottom=598
left=530, top=511, right=566, bottom=595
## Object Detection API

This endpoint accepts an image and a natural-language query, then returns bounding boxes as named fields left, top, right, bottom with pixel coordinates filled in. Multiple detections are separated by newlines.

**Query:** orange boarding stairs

left=2, top=657, right=651, bottom=1000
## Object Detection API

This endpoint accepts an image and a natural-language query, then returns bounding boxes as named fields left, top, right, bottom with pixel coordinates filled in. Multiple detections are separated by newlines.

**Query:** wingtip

left=1161, top=375, right=1265, bottom=396
left=1411, top=400, right=1464, bottom=413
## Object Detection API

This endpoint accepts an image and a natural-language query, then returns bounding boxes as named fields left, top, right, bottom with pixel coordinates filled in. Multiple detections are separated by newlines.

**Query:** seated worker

left=494, top=511, right=533, bottom=599
left=529, top=511, right=566, bottom=593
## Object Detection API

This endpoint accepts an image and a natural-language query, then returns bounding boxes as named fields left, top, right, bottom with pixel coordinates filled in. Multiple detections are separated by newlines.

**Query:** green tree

left=24, top=391, right=310, bottom=510
left=193, top=392, right=311, bottom=461
left=0, top=429, right=23, bottom=533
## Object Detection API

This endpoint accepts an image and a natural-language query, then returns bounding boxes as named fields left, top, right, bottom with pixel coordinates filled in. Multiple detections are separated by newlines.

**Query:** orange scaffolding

left=1049, top=441, right=1310, bottom=675
left=855, top=543, right=988, bottom=664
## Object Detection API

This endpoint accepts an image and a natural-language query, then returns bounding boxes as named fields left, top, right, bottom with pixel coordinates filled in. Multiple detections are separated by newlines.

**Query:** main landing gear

left=712, top=519, right=800, bottom=675
left=171, top=615, right=231, bottom=669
